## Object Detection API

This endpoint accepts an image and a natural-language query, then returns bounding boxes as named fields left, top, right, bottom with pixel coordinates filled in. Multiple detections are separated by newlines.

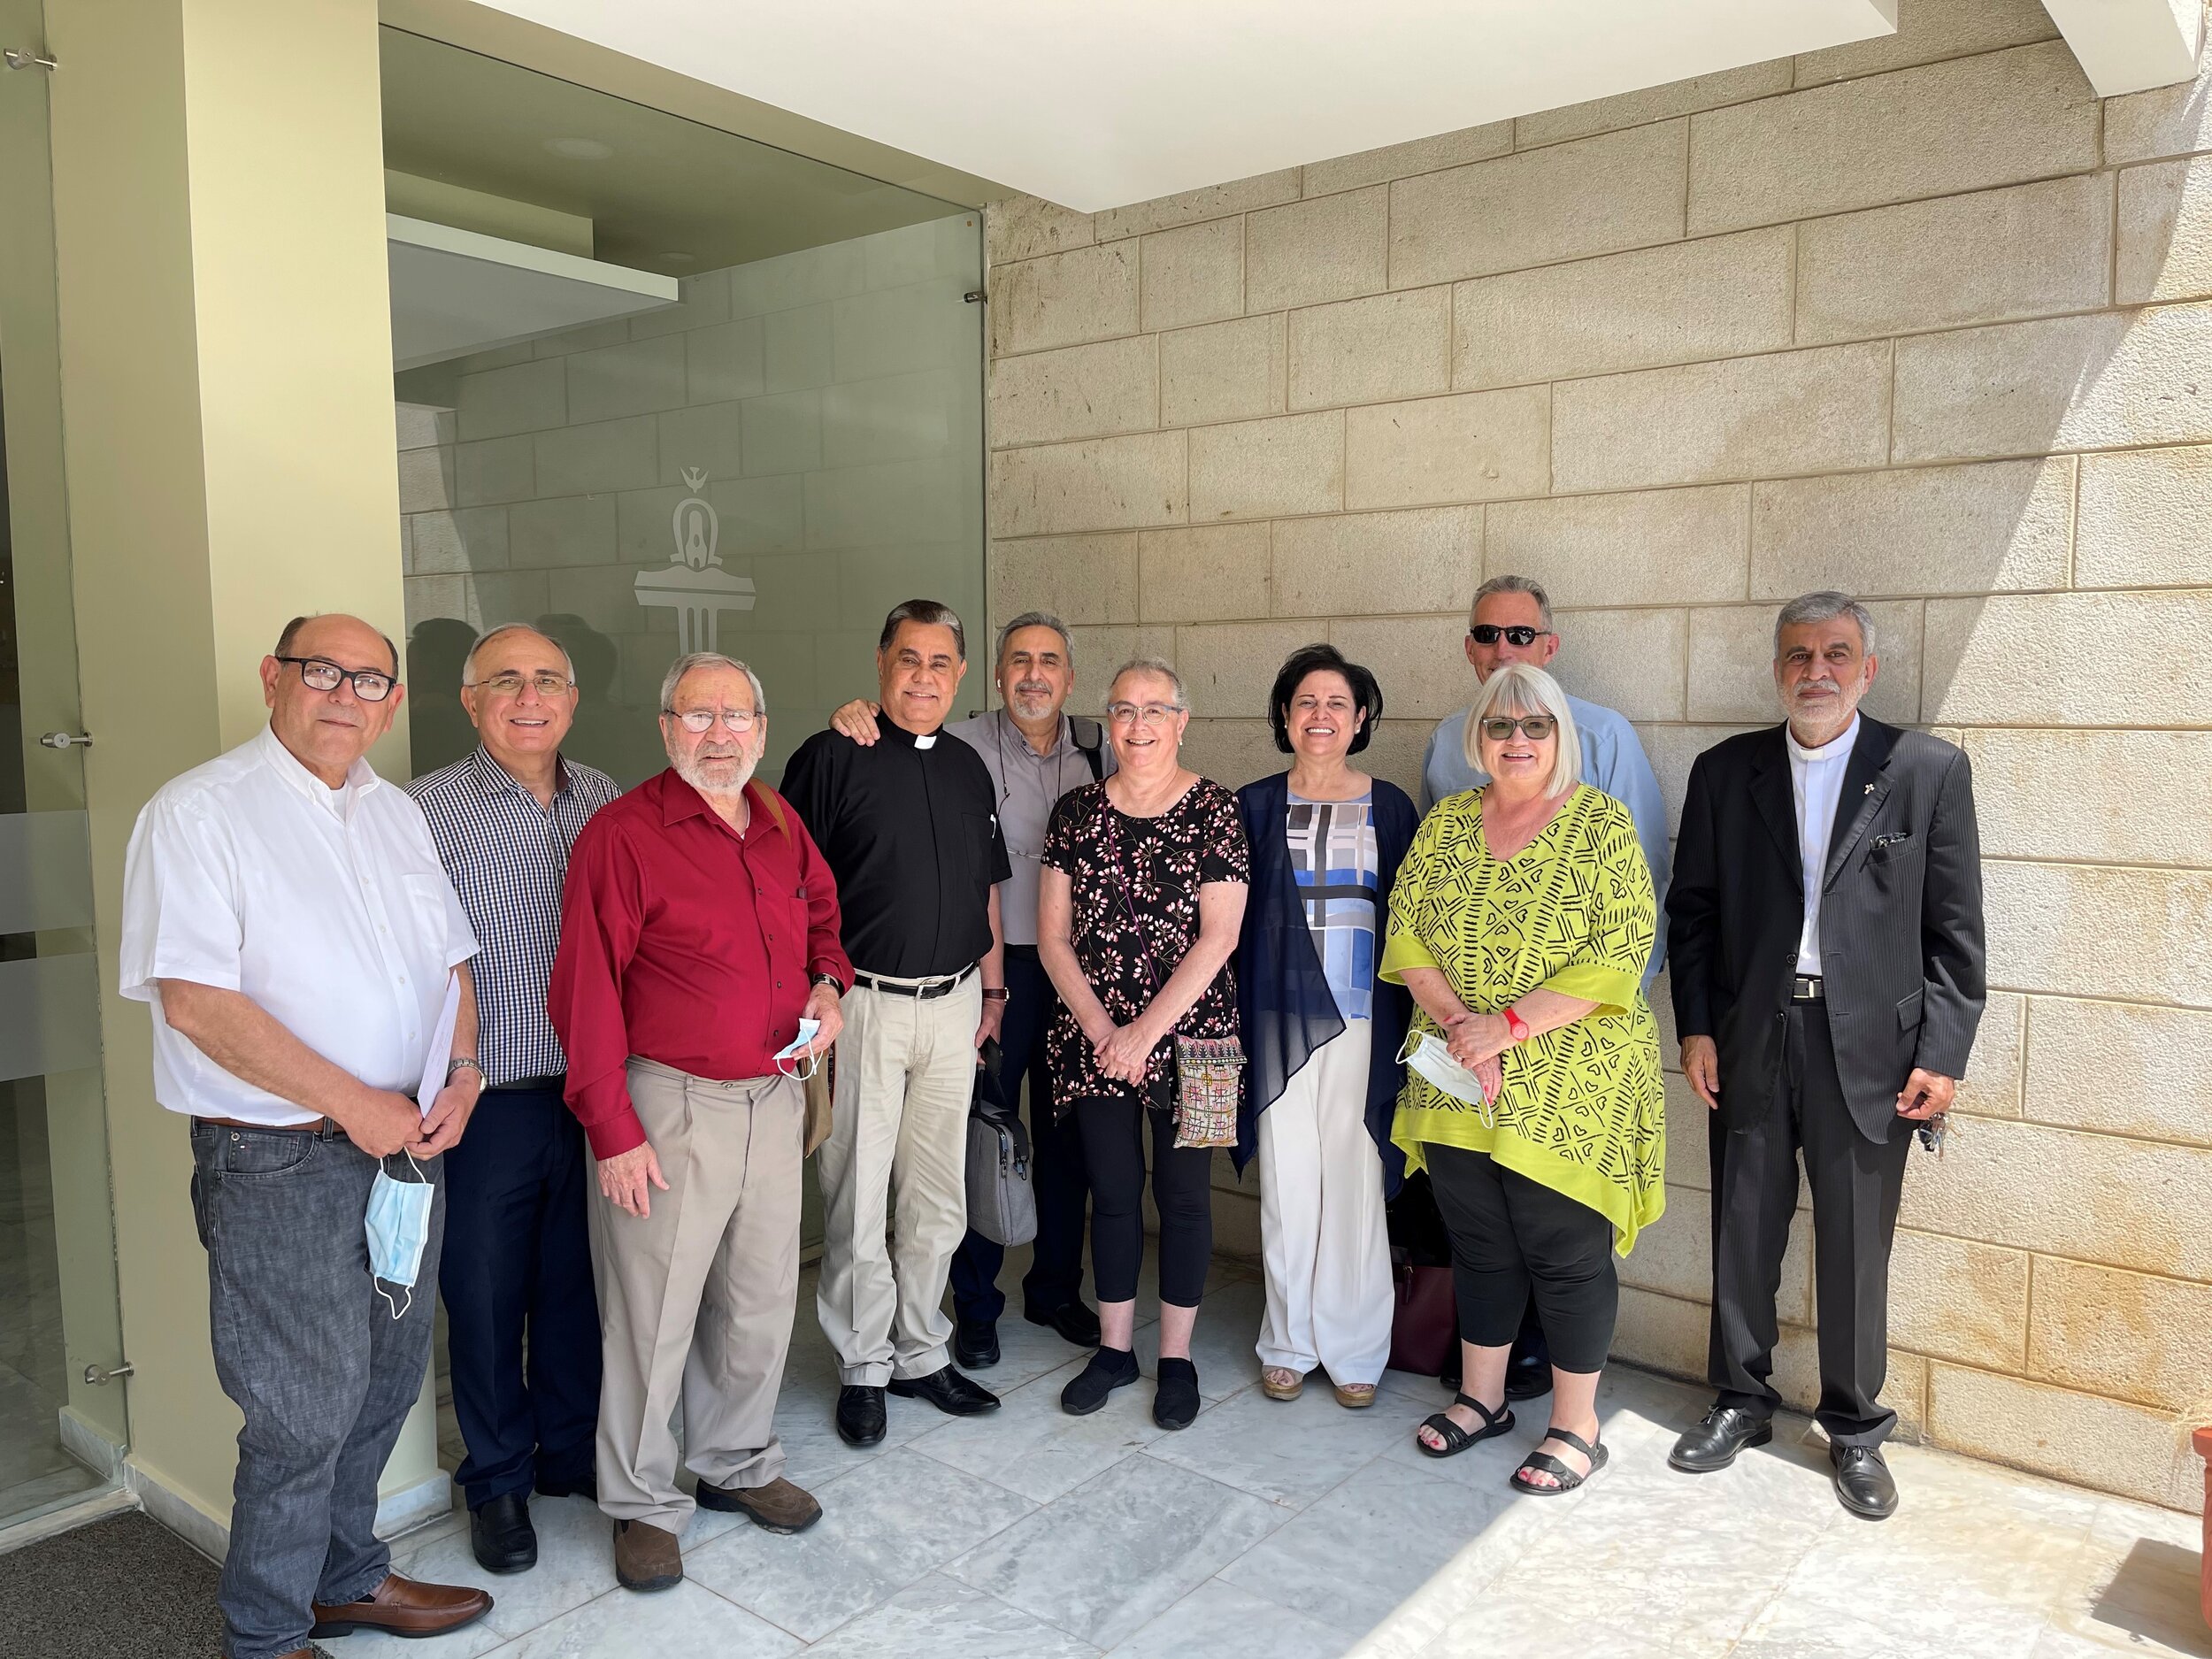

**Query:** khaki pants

left=590, top=1060, right=802, bottom=1532
left=815, top=973, right=980, bottom=1386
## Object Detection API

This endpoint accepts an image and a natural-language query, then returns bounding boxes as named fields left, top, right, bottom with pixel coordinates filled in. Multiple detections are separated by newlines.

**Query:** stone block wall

left=982, top=0, right=2212, bottom=1510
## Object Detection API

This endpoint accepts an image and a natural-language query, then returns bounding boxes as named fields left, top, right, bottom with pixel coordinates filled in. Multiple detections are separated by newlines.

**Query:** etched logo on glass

left=634, top=468, right=756, bottom=652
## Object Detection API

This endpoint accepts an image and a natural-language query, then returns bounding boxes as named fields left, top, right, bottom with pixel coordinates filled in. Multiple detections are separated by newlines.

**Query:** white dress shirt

left=119, top=725, right=479, bottom=1125
left=1787, top=713, right=1861, bottom=976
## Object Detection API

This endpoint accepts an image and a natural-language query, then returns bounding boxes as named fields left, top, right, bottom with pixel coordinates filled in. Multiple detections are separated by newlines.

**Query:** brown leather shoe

left=695, top=1474, right=822, bottom=1534
left=613, top=1517, right=683, bottom=1593
left=309, top=1571, right=493, bottom=1638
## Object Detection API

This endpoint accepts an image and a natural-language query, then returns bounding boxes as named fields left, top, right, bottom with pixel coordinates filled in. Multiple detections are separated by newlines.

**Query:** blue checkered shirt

left=407, top=747, right=620, bottom=1086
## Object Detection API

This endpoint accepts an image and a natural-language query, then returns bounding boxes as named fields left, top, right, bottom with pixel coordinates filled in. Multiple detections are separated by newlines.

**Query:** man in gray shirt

left=828, top=611, right=1108, bottom=1365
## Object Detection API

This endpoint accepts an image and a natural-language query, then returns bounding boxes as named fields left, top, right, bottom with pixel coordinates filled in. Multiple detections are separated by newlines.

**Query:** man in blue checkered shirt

left=408, top=623, right=621, bottom=1578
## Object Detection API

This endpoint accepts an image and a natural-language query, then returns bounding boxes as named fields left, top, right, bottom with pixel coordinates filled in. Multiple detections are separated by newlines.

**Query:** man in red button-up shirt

left=549, top=652, right=850, bottom=1592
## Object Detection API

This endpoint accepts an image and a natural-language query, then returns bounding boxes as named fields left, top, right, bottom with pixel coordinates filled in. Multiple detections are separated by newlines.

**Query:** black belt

left=850, top=964, right=977, bottom=1000
left=484, top=1074, right=566, bottom=1094
left=1792, top=975, right=1825, bottom=1002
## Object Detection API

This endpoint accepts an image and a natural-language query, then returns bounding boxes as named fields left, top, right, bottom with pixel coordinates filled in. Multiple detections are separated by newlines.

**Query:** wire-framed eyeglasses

left=665, top=707, right=760, bottom=733
left=468, top=671, right=575, bottom=698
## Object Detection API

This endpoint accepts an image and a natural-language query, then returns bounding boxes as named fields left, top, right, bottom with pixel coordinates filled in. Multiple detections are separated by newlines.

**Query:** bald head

left=260, top=612, right=403, bottom=787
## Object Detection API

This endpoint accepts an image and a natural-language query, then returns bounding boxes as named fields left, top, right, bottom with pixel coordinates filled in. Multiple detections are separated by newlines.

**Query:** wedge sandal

left=1510, top=1425, right=1608, bottom=1494
left=1417, top=1392, right=1513, bottom=1458
left=1261, top=1368, right=1303, bottom=1402
left=1333, top=1382, right=1377, bottom=1409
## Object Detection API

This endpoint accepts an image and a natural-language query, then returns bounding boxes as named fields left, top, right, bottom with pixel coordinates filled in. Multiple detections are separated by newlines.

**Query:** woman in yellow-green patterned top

left=1384, top=662, right=1661, bottom=1495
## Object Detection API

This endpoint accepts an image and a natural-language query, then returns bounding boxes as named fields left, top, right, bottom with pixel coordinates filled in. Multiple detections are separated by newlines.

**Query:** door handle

left=38, top=732, right=92, bottom=749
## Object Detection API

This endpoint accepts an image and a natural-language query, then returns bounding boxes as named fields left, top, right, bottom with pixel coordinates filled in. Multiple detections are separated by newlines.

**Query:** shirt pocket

left=962, top=810, right=1001, bottom=894
left=399, top=870, right=461, bottom=954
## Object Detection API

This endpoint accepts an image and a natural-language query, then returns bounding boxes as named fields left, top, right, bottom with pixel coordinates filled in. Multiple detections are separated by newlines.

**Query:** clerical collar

left=1787, top=713, right=1860, bottom=764
left=879, top=714, right=944, bottom=751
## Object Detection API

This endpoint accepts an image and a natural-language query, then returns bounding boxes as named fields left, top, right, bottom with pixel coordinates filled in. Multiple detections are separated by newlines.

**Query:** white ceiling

left=474, top=0, right=1910, bottom=212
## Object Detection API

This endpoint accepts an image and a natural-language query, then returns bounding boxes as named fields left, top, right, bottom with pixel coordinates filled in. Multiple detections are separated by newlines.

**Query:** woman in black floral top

left=1039, top=658, right=1250, bottom=1429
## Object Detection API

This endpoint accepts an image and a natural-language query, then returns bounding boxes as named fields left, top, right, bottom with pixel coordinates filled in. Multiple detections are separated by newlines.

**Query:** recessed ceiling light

left=546, top=137, right=614, bottom=161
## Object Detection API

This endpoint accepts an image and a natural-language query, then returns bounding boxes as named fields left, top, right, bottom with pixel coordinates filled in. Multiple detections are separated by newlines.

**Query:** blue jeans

left=188, top=1120, right=444, bottom=1659
left=948, top=947, right=1090, bottom=1325
left=439, top=1082, right=599, bottom=1509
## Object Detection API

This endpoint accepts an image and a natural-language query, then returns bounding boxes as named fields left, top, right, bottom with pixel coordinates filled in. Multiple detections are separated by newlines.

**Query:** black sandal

left=1511, top=1425, right=1607, bottom=1494
left=1417, top=1393, right=1514, bottom=1458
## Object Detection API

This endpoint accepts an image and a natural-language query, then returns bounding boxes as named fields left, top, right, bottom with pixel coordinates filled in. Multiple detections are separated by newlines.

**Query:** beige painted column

left=43, top=0, right=437, bottom=1548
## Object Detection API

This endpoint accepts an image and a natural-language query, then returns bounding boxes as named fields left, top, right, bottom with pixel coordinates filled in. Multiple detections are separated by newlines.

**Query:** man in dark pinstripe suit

left=1663, top=591, right=1985, bottom=1521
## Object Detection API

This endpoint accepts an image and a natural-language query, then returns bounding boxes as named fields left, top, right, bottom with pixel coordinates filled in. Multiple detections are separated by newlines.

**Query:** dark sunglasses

left=1479, top=715, right=1557, bottom=741
left=1471, top=625, right=1553, bottom=648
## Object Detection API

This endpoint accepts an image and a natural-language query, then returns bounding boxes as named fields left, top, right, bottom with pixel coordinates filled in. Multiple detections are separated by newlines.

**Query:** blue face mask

left=365, top=1151, right=434, bottom=1318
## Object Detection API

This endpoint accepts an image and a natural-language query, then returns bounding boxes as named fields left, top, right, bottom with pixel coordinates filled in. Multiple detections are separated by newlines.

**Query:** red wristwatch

left=1502, top=1006, right=1531, bottom=1044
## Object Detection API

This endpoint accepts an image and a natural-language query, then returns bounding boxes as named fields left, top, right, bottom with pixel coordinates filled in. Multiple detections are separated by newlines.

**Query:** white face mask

left=1398, top=1030, right=1498, bottom=1123
left=773, top=1018, right=823, bottom=1081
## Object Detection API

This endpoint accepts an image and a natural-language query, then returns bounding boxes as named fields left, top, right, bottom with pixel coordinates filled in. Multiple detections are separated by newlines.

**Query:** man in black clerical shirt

left=781, top=600, right=1013, bottom=1448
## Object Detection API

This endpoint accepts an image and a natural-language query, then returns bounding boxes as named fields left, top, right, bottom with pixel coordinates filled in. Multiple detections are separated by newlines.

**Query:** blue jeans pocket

left=219, top=1127, right=322, bottom=1179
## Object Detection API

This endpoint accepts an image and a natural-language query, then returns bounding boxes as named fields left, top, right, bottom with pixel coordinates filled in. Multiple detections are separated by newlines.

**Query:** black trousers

left=439, top=1081, right=602, bottom=1509
left=950, top=947, right=1091, bottom=1325
left=1427, top=1142, right=1617, bottom=1374
left=1075, top=1094, right=1212, bottom=1309
left=1709, top=999, right=1914, bottom=1448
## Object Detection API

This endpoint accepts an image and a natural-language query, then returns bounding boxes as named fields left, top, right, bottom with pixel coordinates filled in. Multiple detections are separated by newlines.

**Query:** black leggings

left=1426, top=1142, right=1617, bottom=1375
left=1073, top=1095, right=1213, bottom=1308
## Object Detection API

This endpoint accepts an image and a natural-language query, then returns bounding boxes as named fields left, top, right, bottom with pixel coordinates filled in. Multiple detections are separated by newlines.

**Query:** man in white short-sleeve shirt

left=119, top=613, right=493, bottom=1659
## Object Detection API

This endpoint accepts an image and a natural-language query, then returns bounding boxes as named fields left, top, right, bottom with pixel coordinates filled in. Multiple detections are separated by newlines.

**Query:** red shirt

left=549, top=770, right=850, bottom=1159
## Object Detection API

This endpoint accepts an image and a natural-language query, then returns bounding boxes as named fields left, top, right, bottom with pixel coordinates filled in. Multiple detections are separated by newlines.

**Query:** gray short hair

left=659, top=652, right=767, bottom=716
left=1107, top=656, right=1187, bottom=712
left=879, top=599, right=966, bottom=660
left=1471, top=573, right=1555, bottom=632
left=1464, top=662, right=1581, bottom=798
left=995, top=610, right=1075, bottom=668
left=1773, top=591, right=1878, bottom=657
left=462, top=623, right=575, bottom=688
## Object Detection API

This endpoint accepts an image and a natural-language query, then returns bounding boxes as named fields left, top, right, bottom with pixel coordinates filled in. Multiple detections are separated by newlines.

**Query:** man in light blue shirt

left=1419, top=573, right=1671, bottom=983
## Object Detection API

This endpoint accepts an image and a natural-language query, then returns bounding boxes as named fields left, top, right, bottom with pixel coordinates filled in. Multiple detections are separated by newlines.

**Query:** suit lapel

left=1747, top=730, right=1801, bottom=888
left=1822, top=718, right=1898, bottom=890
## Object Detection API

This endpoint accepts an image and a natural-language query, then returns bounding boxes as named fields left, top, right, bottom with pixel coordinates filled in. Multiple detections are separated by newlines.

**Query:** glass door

left=0, top=0, right=129, bottom=1530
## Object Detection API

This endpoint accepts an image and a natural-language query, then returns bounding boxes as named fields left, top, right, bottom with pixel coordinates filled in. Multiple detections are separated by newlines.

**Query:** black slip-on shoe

left=1153, top=1357, right=1202, bottom=1430
left=1061, top=1346, right=1141, bottom=1416
left=887, top=1364, right=1001, bottom=1416
left=1669, top=1404, right=1774, bottom=1473
left=835, top=1384, right=887, bottom=1446
left=1025, top=1299, right=1102, bottom=1348
left=1832, top=1444, right=1899, bottom=1519
left=469, top=1493, right=536, bottom=1575
left=954, top=1318, right=1001, bottom=1369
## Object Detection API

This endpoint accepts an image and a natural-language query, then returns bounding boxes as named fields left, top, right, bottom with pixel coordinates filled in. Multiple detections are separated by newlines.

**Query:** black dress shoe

left=1669, top=1404, right=1774, bottom=1473
left=469, top=1492, right=536, bottom=1574
left=835, top=1384, right=887, bottom=1447
left=1025, top=1299, right=1102, bottom=1348
left=954, top=1318, right=1001, bottom=1369
left=1503, top=1346, right=1553, bottom=1401
left=1832, top=1444, right=1899, bottom=1519
left=534, top=1471, right=596, bottom=1502
left=887, top=1364, right=1001, bottom=1417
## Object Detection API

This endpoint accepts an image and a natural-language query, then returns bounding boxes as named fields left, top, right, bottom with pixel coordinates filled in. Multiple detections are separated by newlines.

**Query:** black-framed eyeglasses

left=277, top=656, right=396, bottom=702
left=1470, top=625, right=1552, bottom=648
left=1479, top=714, right=1557, bottom=741
left=468, top=671, right=575, bottom=698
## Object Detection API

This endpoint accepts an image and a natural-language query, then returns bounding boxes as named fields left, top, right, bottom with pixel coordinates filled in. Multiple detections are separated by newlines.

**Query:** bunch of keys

left=1914, top=1110, right=1954, bottom=1157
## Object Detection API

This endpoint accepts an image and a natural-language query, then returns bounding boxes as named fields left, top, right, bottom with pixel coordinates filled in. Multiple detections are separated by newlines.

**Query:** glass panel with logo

left=383, top=28, right=987, bottom=791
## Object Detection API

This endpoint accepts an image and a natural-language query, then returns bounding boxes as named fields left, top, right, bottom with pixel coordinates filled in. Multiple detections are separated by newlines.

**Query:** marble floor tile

left=1415, top=1588, right=1729, bottom=1658
left=2043, top=1532, right=2210, bottom=1659
left=683, top=1447, right=1034, bottom=1641
left=795, top=1572, right=1101, bottom=1659
left=1145, top=1377, right=1407, bottom=1509
left=480, top=1581, right=798, bottom=1658
left=961, top=1310, right=1110, bottom=1391
left=1129, top=1276, right=1268, bottom=1402
left=770, top=1370, right=953, bottom=1489
left=946, top=1451, right=1287, bottom=1649
left=1105, top=1577, right=1350, bottom=1658
left=914, top=1356, right=1168, bottom=1503
left=1218, top=1456, right=1534, bottom=1637
left=316, top=1608, right=510, bottom=1659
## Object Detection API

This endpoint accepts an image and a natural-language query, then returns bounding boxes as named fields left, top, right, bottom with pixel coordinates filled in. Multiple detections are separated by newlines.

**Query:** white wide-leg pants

left=1255, top=1019, right=1393, bottom=1385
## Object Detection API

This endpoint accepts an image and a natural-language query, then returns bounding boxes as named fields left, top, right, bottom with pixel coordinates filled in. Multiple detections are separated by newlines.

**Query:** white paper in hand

left=417, top=972, right=463, bottom=1119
